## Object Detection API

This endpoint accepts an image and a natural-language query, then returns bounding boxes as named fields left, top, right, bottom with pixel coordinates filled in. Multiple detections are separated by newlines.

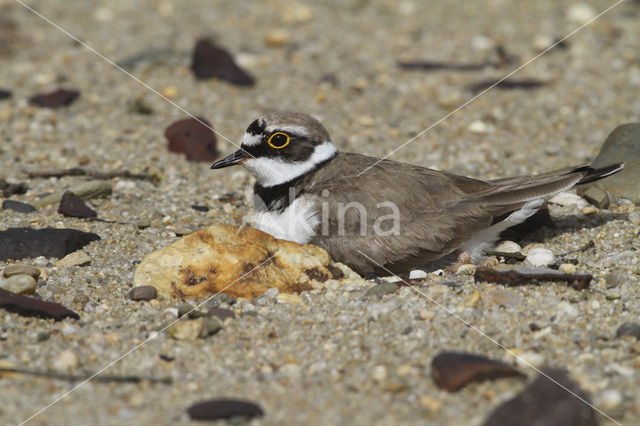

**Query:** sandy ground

left=1, top=0, right=639, bottom=424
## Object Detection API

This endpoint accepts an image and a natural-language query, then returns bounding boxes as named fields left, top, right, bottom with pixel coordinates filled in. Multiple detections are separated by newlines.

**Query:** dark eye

left=267, top=132, right=290, bottom=149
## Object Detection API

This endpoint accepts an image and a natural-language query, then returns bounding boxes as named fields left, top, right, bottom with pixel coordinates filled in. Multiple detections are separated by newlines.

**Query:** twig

left=0, top=367, right=172, bottom=384
left=484, top=250, right=526, bottom=261
left=27, top=168, right=160, bottom=182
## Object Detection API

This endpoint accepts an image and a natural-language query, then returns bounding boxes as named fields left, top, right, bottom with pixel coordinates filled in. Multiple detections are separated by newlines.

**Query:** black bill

left=210, top=149, right=249, bottom=169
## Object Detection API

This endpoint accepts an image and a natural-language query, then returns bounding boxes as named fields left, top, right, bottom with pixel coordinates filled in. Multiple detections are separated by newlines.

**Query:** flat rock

left=0, top=274, right=37, bottom=295
left=581, top=123, right=640, bottom=202
left=616, top=322, right=640, bottom=339
left=190, top=38, right=255, bottom=86
left=56, top=250, right=91, bottom=267
left=431, top=352, right=524, bottom=392
left=2, top=264, right=41, bottom=280
left=164, top=117, right=219, bottom=162
left=0, top=228, right=100, bottom=260
left=35, top=180, right=112, bottom=207
left=2, top=200, right=37, bottom=214
left=482, top=369, right=597, bottom=426
left=127, top=285, right=157, bottom=301
left=187, top=399, right=264, bottom=421
left=133, top=225, right=348, bottom=300
left=29, top=88, right=79, bottom=108
left=0, top=288, right=79, bottom=320
left=58, top=191, right=97, bottom=218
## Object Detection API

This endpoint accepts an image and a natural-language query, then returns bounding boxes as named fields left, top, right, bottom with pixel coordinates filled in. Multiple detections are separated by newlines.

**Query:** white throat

left=243, top=141, right=337, bottom=187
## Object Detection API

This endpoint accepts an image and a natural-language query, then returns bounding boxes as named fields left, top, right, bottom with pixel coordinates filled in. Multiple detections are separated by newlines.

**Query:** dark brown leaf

left=432, top=352, right=524, bottom=392
left=468, top=78, right=547, bottom=93
left=190, top=38, right=255, bottom=86
left=474, top=265, right=592, bottom=290
left=398, top=60, right=486, bottom=71
left=0, top=227, right=100, bottom=260
left=0, top=289, right=79, bottom=321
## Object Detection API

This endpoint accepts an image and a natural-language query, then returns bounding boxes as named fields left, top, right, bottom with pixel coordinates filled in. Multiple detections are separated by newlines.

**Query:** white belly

left=252, top=195, right=319, bottom=244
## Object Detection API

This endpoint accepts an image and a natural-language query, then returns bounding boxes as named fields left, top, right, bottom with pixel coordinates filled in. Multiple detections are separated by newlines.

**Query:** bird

left=210, top=112, right=623, bottom=276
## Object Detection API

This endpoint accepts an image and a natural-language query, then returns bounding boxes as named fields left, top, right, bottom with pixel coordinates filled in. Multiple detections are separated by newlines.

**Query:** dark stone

left=0, top=88, right=11, bottom=100
left=190, top=38, right=255, bottom=86
left=165, top=117, right=219, bottom=162
left=58, top=191, right=97, bottom=218
left=207, top=307, right=235, bottom=320
left=29, top=88, right=79, bottom=108
left=0, top=288, right=79, bottom=321
left=431, top=352, right=525, bottom=392
left=0, top=179, right=27, bottom=197
left=0, top=227, right=100, bottom=260
left=482, top=369, right=597, bottom=426
left=2, top=200, right=37, bottom=214
left=616, top=322, right=640, bottom=339
left=128, top=97, right=154, bottom=115
left=191, top=205, right=210, bottom=212
left=187, top=399, right=264, bottom=421
left=474, top=265, right=592, bottom=290
left=206, top=293, right=236, bottom=309
left=127, top=286, right=157, bottom=301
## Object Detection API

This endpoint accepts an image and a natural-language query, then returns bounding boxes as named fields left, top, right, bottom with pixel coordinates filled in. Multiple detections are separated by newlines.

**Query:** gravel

left=1, top=0, right=639, bottom=425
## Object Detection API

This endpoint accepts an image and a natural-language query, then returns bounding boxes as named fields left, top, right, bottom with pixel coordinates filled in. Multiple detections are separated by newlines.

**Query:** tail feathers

left=576, top=162, right=624, bottom=186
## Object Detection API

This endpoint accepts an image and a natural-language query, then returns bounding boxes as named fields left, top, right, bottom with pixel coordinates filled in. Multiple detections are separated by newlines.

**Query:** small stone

left=190, top=38, right=255, bottom=86
left=363, top=282, right=399, bottom=298
left=419, top=309, right=435, bottom=320
left=468, top=120, right=488, bottom=134
left=598, top=389, right=623, bottom=411
left=581, top=186, right=609, bottom=209
left=532, top=34, right=554, bottom=52
left=548, top=192, right=588, bottom=209
left=207, top=307, right=235, bottom=321
left=582, top=206, right=597, bottom=215
left=161, top=85, right=178, bottom=98
left=199, top=317, right=223, bottom=337
left=0, top=228, right=100, bottom=261
left=265, top=30, right=291, bottom=47
left=409, top=269, right=427, bottom=279
left=187, top=399, right=263, bottom=421
left=525, top=248, right=555, bottom=266
left=170, top=227, right=193, bottom=237
left=419, top=395, right=442, bottom=414
left=165, top=116, right=219, bottom=162
left=56, top=250, right=91, bottom=267
left=558, top=263, right=577, bottom=274
left=29, top=88, right=79, bottom=108
left=616, top=322, right=640, bottom=339
left=605, top=270, right=626, bottom=288
left=3, top=264, right=41, bottom=280
left=456, top=264, right=476, bottom=275
left=127, top=285, right=157, bottom=301
left=0, top=274, right=37, bottom=295
left=276, top=293, right=301, bottom=304
left=432, top=352, right=524, bottom=392
left=136, top=221, right=150, bottom=229
left=58, top=191, right=97, bottom=218
left=206, top=293, right=236, bottom=309
left=167, top=319, right=203, bottom=340
left=2, top=200, right=37, bottom=214
left=567, top=4, right=597, bottom=25
left=494, top=240, right=521, bottom=253
left=372, top=365, right=387, bottom=382
left=53, top=349, right=79, bottom=371
left=484, top=289, right=520, bottom=308
left=0, top=88, right=12, bottom=100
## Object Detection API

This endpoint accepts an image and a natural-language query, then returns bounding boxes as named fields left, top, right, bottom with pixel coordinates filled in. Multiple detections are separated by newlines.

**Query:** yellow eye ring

left=267, top=132, right=290, bottom=149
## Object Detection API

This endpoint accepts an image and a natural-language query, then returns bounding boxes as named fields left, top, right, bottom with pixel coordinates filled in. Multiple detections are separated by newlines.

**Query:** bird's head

left=210, top=112, right=338, bottom=187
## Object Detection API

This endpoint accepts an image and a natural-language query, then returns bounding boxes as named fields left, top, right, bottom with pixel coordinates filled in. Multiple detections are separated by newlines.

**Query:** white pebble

left=409, top=270, right=427, bottom=279
left=557, top=301, right=579, bottom=318
left=468, top=120, right=489, bottom=134
left=599, top=389, right=623, bottom=410
left=525, top=248, right=555, bottom=266
left=548, top=192, right=588, bottom=209
left=515, top=351, right=545, bottom=368
left=567, top=4, right=596, bottom=25
left=53, top=349, right=79, bottom=371
left=471, top=35, right=494, bottom=51
left=494, top=240, right=521, bottom=253
left=372, top=365, right=387, bottom=382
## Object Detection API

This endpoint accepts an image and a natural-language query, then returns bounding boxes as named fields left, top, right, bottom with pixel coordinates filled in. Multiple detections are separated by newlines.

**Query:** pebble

left=190, top=38, right=255, bottom=86
left=567, top=3, right=597, bottom=25
left=127, top=285, right=157, bottom=301
left=525, top=248, right=555, bottom=266
left=363, top=282, right=398, bottom=298
left=3, top=264, right=41, bottom=280
left=168, top=319, right=203, bottom=340
left=580, top=186, right=609, bottom=209
left=2, top=200, right=37, bottom=214
left=276, top=293, right=301, bottom=304
left=164, top=116, right=219, bottom=162
left=409, top=270, right=427, bottom=279
left=56, top=250, right=91, bottom=267
left=548, top=192, right=587, bottom=209
left=582, top=206, right=597, bottom=215
left=29, top=88, right=79, bottom=108
left=265, top=30, right=291, bottom=47
left=53, top=349, right=79, bottom=371
left=160, top=85, right=178, bottom=98
left=494, top=240, right=521, bottom=253
left=468, top=120, right=489, bottom=134
left=0, top=274, right=37, bottom=295
left=58, top=191, right=97, bottom=218
left=598, top=389, right=623, bottom=410
left=616, top=322, right=640, bottom=339
left=372, top=365, right=387, bottom=382
left=558, top=263, right=577, bottom=274
left=605, top=270, right=626, bottom=288
left=513, top=351, right=545, bottom=368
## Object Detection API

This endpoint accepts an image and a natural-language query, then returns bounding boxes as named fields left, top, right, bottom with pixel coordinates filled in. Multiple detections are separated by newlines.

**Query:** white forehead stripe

left=243, top=141, right=337, bottom=187
left=242, top=132, right=262, bottom=147
left=265, top=124, right=310, bottom=137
